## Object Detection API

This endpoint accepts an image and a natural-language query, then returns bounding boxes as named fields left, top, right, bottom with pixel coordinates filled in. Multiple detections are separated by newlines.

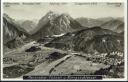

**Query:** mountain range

left=3, top=11, right=124, bottom=78
left=3, top=11, right=124, bottom=50
left=101, top=19, right=124, bottom=33
left=76, top=17, right=124, bottom=33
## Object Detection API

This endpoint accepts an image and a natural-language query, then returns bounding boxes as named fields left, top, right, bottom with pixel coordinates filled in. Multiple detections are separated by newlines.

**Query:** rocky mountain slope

left=31, top=11, right=83, bottom=39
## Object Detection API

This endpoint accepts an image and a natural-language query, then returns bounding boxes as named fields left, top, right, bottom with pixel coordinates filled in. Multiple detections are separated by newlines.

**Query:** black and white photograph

left=1, top=0, right=127, bottom=81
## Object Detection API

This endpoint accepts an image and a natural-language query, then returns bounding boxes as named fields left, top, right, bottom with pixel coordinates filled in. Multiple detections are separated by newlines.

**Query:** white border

left=3, top=0, right=126, bottom=3
left=1, top=0, right=3, bottom=81
left=1, top=0, right=127, bottom=81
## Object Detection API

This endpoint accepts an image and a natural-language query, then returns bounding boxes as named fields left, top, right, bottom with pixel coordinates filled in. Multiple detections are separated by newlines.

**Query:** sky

left=3, top=2, right=124, bottom=20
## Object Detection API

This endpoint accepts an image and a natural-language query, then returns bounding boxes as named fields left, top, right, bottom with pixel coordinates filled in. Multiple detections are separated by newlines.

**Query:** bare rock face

left=31, top=11, right=82, bottom=40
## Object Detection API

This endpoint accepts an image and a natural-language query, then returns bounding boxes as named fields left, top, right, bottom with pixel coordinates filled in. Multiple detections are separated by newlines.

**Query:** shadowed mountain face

left=45, top=26, right=123, bottom=53
left=82, top=34, right=124, bottom=53
left=3, top=14, right=28, bottom=48
left=31, top=11, right=83, bottom=40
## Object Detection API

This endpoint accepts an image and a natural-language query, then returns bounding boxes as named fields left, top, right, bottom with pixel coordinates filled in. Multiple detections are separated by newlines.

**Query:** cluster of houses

left=109, top=51, right=124, bottom=57
left=77, top=51, right=124, bottom=65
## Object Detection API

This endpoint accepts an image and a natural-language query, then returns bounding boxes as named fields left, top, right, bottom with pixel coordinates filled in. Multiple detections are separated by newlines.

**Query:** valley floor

left=2, top=41, right=124, bottom=79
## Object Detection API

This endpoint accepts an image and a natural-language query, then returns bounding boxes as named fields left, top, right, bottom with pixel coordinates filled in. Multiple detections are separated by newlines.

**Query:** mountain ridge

left=45, top=26, right=123, bottom=53
left=31, top=11, right=83, bottom=40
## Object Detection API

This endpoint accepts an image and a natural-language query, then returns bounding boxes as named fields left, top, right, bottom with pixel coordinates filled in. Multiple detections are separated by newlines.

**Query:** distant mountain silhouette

left=76, top=17, right=114, bottom=27
left=17, top=20, right=37, bottom=34
left=101, top=19, right=124, bottom=33
left=76, top=17, right=124, bottom=33
left=76, top=18, right=104, bottom=27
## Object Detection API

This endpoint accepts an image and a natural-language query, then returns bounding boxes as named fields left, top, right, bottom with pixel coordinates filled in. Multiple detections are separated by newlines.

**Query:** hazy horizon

left=3, top=2, right=124, bottom=21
